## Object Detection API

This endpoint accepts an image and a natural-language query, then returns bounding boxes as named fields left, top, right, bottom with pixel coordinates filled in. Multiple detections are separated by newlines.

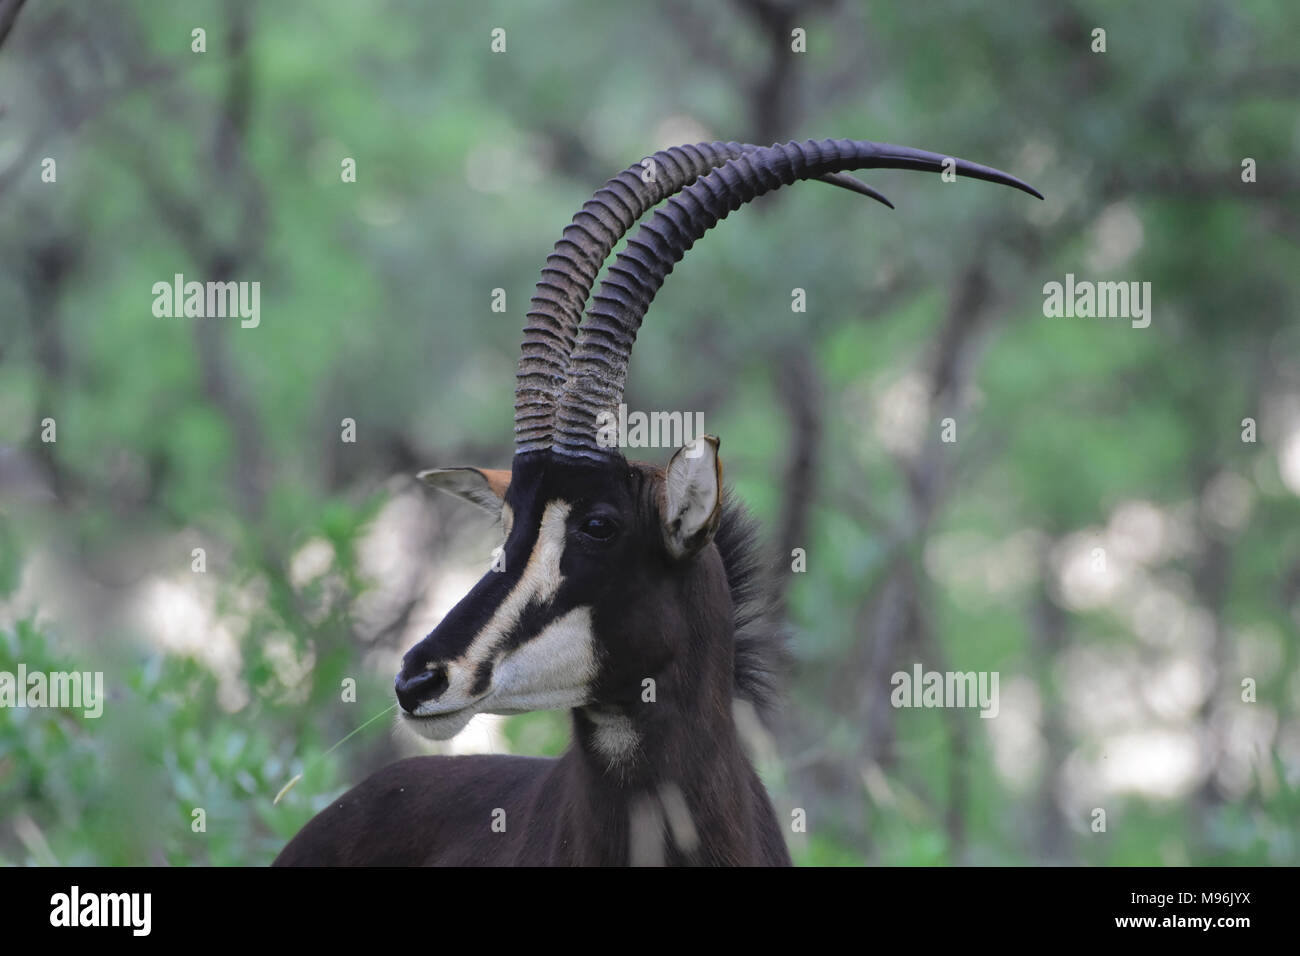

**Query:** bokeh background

left=1, top=0, right=1298, bottom=866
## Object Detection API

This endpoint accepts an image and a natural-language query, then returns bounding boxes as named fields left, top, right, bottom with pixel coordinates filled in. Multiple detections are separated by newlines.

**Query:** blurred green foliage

left=1, top=0, right=1298, bottom=865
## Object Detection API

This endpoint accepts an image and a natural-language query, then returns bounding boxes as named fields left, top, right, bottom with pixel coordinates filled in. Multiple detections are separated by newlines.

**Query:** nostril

left=395, top=665, right=450, bottom=713
left=423, top=665, right=450, bottom=699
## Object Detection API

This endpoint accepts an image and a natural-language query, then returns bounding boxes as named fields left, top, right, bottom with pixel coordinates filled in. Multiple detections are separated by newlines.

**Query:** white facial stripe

left=499, top=498, right=568, bottom=622
left=500, top=502, right=514, bottom=538
left=424, top=500, right=594, bottom=716
left=407, top=610, right=595, bottom=732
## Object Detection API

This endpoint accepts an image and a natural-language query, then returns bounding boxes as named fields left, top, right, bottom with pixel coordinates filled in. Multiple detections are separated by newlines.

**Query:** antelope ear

left=660, top=436, right=723, bottom=560
left=418, top=467, right=511, bottom=514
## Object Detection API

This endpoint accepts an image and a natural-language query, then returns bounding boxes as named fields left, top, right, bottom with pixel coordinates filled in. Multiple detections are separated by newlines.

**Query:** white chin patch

left=400, top=708, right=477, bottom=742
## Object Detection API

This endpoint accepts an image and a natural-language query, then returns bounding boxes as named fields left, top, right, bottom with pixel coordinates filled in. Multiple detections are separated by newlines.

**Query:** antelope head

left=395, top=138, right=1041, bottom=743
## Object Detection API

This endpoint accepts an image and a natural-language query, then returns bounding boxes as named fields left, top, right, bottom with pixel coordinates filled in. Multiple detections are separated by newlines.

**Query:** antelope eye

left=578, top=515, right=618, bottom=542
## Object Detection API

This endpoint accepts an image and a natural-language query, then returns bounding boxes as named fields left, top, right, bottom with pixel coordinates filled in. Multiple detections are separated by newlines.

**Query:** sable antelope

left=274, top=138, right=1040, bottom=866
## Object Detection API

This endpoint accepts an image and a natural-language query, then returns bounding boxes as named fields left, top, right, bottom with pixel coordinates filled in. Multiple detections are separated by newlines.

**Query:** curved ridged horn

left=550, top=138, right=1043, bottom=460
left=513, top=142, right=895, bottom=455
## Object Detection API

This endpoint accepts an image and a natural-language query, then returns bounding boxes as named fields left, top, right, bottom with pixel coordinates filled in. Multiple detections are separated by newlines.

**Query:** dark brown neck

left=549, top=600, right=788, bottom=865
